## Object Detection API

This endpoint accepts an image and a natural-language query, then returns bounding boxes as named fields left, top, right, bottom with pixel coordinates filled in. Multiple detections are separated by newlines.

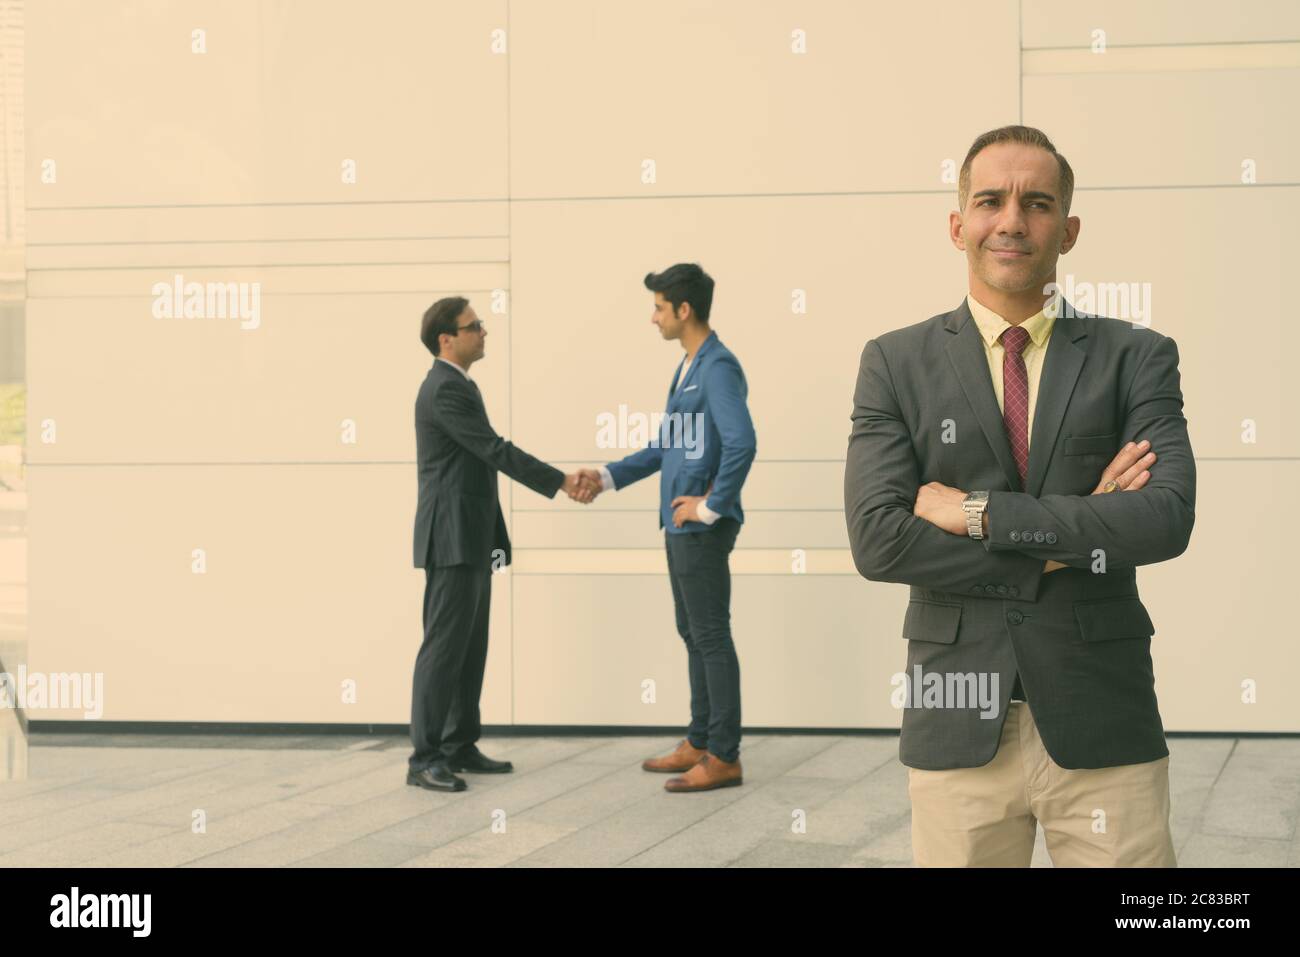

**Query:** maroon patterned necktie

left=1000, top=325, right=1031, bottom=489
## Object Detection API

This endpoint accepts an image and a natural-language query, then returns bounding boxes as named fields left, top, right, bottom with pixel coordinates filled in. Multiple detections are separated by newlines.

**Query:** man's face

left=443, top=305, right=486, bottom=364
left=952, top=142, right=1078, bottom=295
left=650, top=291, right=687, bottom=340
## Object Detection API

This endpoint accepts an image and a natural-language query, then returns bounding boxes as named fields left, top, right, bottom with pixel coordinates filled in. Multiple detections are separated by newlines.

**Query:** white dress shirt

left=436, top=355, right=472, bottom=380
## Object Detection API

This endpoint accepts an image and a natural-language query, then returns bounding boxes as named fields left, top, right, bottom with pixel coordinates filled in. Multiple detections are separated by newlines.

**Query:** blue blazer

left=606, top=331, right=757, bottom=534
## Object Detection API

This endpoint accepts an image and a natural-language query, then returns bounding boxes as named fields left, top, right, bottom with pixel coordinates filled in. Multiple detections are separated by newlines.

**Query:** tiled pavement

left=0, top=732, right=1295, bottom=867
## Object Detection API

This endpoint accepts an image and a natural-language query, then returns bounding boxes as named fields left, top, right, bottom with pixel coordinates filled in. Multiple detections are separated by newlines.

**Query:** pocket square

left=683, top=384, right=698, bottom=392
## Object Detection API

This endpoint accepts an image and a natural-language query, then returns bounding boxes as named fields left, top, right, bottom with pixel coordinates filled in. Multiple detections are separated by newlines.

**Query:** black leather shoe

left=446, top=747, right=513, bottom=774
left=406, top=764, right=467, bottom=792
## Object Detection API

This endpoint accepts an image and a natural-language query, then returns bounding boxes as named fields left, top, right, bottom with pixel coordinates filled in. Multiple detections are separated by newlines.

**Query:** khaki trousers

left=907, top=701, right=1177, bottom=867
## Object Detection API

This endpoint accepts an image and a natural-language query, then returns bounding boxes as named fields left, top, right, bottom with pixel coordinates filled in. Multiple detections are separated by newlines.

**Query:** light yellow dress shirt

left=965, top=293, right=1060, bottom=450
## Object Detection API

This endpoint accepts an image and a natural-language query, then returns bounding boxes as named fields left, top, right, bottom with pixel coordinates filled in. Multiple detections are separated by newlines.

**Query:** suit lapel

left=668, top=331, right=716, bottom=410
left=944, top=298, right=1088, bottom=495
left=434, top=358, right=484, bottom=409
left=1024, top=303, right=1086, bottom=496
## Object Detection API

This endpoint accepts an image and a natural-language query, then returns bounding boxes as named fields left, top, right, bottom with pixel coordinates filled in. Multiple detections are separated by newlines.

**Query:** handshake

left=561, top=467, right=605, bottom=504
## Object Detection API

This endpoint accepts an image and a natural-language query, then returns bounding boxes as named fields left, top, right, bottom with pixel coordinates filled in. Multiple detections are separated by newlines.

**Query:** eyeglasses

left=455, top=319, right=484, bottom=334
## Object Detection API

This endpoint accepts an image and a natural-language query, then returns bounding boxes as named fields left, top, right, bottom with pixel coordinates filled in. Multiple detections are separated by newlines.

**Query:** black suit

left=409, top=358, right=564, bottom=771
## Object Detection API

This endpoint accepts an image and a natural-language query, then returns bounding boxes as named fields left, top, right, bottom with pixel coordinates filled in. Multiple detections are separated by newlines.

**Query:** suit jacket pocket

left=1063, top=433, right=1117, bottom=456
left=1073, top=595, right=1155, bottom=641
left=670, top=467, right=712, bottom=500
left=902, top=599, right=962, bottom=644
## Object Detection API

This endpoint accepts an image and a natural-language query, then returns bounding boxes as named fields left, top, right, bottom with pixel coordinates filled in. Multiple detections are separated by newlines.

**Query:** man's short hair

left=958, top=125, right=1074, bottom=217
left=644, top=263, right=714, bottom=322
left=420, top=296, right=469, bottom=355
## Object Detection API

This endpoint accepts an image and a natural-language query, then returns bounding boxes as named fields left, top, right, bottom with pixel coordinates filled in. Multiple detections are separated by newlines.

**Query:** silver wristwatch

left=962, top=491, right=990, bottom=539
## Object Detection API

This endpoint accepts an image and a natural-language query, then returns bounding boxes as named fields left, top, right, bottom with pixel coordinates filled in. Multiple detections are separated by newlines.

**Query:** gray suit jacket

left=844, top=297, right=1195, bottom=770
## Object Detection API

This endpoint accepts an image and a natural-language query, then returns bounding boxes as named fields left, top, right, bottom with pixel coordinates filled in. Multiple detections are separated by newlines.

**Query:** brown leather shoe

left=664, top=752, right=743, bottom=792
left=642, top=738, right=708, bottom=773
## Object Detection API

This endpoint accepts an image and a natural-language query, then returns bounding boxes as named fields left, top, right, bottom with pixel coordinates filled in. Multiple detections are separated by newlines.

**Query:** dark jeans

left=409, top=562, right=491, bottom=772
left=664, top=518, right=742, bottom=763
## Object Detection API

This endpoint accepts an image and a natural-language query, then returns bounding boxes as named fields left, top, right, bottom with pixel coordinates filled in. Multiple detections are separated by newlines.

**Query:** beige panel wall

left=1145, top=461, right=1296, bottom=733
left=26, top=464, right=479, bottom=723
left=508, top=0, right=1019, bottom=197
left=22, top=0, right=1297, bottom=732
left=25, top=0, right=519, bottom=725
left=509, top=193, right=969, bottom=462
left=1040, top=190, right=1300, bottom=456
left=28, top=0, right=509, bottom=205
left=1024, top=70, right=1300, bottom=187
left=1021, top=0, right=1300, bottom=47
left=26, top=285, right=506, bottom=462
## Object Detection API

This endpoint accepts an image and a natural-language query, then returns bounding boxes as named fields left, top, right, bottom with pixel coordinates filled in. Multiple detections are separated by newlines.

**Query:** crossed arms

left=845, top=334, right=1195, bottom=602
